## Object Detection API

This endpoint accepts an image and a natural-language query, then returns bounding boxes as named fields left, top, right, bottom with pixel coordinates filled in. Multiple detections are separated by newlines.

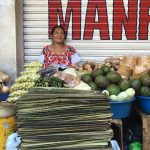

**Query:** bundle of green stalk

left=16, top=87, right=113, bottom=150
left=7, top=61, right=42, bottom=102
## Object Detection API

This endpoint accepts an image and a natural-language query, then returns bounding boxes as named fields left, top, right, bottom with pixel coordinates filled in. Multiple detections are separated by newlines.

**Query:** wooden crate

left=137, top=110, right=150, bottom=150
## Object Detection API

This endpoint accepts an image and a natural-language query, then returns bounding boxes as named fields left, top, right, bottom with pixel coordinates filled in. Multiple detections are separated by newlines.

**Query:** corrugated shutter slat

left=24, top=0, right=150, bottom=63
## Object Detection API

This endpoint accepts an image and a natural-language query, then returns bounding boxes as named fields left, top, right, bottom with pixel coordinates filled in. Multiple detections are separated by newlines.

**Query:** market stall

left=1, top=55, right=150, bottom=149
left=16, top=87, right=113, bottom=149
left=7, top=61, right=114, bottom=149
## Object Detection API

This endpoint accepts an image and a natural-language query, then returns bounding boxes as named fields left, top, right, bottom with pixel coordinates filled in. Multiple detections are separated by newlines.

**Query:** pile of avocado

left=81, top=65, right=150, bottom=97
left=81, top=65, right=121, bottom=92
left=130, top=72, right=150, bottom=96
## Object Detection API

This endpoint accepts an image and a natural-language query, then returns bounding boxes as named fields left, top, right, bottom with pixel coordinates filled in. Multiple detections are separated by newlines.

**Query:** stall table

left=137, top=109, right=150, bottom=150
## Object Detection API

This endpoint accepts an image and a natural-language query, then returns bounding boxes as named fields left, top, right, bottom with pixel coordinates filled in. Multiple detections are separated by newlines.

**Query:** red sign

left=48, top=0, right=150, bottom=40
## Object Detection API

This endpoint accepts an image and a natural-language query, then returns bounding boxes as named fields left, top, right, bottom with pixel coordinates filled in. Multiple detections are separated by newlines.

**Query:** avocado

left=141, top=75, right=150, bottom=86
left=81, top=73, right=93, bottom=84
left=119, top=79, right=131, bottom=91
left=106, top=84, right=121, bottom=96
left=140, top=86, right=150, bottom=96
left=91, top=68, right=104, bottom=79
left=95, top=75, right=110, bottom=89
left=101, top=65, right=111, bottom=75
left=130, top=78, right=141, bottom=95
left=106, top=71, right=122, bottom=84
left=88, top=82, right=98, bottom=90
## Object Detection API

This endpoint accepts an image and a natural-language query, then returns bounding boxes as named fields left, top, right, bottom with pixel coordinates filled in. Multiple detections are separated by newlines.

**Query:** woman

left=39, top=25, right=80, bottom=70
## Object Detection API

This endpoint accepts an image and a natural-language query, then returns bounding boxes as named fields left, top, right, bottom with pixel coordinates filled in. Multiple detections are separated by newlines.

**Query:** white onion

left=1, top=85, right=10, bottom=93
left=1, top=74, right=11, bottom=82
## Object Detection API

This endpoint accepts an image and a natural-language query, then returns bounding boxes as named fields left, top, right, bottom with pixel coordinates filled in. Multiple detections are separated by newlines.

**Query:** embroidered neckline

left=49, top=45, right=67, bottom=55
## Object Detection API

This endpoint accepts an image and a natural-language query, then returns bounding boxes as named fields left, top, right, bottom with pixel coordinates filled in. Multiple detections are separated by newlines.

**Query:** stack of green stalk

left=15, top=87, right=113, bottom=150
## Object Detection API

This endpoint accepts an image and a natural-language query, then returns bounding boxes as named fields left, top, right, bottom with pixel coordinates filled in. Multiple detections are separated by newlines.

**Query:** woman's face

left=51, top=28, right=65, bottom=44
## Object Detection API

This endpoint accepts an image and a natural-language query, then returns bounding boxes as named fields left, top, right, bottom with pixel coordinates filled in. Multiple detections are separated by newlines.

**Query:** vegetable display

left=7, top=57, right=150, bottom=102
left=0, top=70, right=11, bottom=94
left=77, top=61, right=96, bottom=73
left=48, top=77, right=63, bottom=87
left=1, top=85, right=10, bottom=93
left=107, top=88, right=135, bottom=101
left=130, top=74, right=150, bottom=96
left=80, top=64, right=137, bottom=101
left=81, top=65, right=121, bottom=91
left=53, top=68, right=81, bottom=88
left=37, top=66, right=56, bottom=78
left=8, top=61, right=42, bottom=102
left=35, top=76, right=63, bottom=88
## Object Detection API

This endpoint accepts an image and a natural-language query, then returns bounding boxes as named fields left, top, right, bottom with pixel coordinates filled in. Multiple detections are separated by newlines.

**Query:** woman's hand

left=51, top=60, right=59, bottom=70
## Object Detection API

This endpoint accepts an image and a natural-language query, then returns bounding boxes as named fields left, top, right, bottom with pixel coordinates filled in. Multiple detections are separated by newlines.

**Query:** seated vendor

left=38, top=25, right=80, bottom=70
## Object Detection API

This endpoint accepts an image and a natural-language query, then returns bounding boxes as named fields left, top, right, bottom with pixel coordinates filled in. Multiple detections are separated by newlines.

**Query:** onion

left=1, top=74, right=11, bottom=82
left=1, top=85, right=10, bottom=93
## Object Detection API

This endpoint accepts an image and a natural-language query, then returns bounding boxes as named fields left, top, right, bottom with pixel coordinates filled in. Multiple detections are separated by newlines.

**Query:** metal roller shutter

left=24, top=0, right=150, bottom=63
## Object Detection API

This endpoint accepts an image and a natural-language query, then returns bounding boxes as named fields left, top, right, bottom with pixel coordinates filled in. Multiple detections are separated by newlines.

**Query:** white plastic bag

left=6, top=133, right=21, bottom=150
left=110, top=140, right=121, bottom=150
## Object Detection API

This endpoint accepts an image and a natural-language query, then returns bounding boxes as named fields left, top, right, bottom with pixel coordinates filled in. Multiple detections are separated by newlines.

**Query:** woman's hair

left=51, top=25, right=66, bottom=37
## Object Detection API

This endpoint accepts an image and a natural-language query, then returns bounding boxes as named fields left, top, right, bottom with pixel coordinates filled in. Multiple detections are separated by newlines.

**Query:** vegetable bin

left=137, top=96, right=150, bottom=114
left=109, top=97, right=136, bottom=119
left=0, top=93, right=9, bottom=101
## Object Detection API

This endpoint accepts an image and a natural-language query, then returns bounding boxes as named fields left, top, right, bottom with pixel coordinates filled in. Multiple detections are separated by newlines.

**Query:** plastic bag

left=122, top=56, right=138, bottom=66
left=133, top=65, right=148, bottom=75
left=138, top=56, right=150, bottom=66
left=129, top=141, right=142, bottom=150
left=110, top=140, right=121, bottom=150
left=6, top=133, right=21, bottom=150
left=73, top=81, right=91, bottom=91
left=117, top=64, right=133, bottom=79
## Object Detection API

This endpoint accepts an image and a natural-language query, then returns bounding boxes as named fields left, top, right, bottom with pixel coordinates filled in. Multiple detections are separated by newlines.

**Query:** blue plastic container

left=109, top=97, right=136, bottom=119
left=0, top=93, right=9, bottom=101
left=137, top=96, right=150, bottom=114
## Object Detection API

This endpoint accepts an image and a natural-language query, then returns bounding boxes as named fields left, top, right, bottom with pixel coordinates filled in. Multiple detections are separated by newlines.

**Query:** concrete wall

left=0, top=0, right=23, bottom=81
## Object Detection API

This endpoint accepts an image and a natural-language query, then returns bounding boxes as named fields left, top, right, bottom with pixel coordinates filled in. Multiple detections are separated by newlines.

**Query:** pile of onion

left=0, top=70, right=11, bottom=93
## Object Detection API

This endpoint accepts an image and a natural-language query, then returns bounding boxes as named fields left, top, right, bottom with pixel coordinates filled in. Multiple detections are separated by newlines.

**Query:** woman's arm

left=38, top=45, right=51, bottom=68
left=71, top=53, right=81, bottom=64
left=38, top=53, right=44, bottom=63
left=71, top=53, right=81, bottom=69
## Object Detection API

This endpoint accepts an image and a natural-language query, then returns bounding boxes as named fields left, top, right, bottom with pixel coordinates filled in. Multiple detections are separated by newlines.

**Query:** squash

left=109, top=95, right=118, bottom=101
left=117, top=92, right=128, bottom=101
left=125, top=88, right=135, bottom=100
